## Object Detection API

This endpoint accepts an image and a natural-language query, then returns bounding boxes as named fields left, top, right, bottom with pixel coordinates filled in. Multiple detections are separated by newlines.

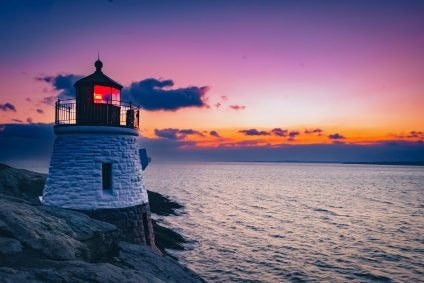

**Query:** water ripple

left=144, top=162, right=424, bottom=282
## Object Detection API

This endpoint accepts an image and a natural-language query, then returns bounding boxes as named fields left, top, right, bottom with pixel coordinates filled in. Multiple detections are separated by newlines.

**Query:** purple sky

left=0, top=0, right=423, bottom=163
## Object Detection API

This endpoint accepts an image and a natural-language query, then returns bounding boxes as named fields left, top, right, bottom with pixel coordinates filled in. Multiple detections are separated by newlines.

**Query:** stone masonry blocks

left=42, top=128, right=148, bottom=210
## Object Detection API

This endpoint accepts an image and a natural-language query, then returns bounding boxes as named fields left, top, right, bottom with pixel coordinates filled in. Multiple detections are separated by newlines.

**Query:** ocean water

left=143, top=162, right=424, bottom=282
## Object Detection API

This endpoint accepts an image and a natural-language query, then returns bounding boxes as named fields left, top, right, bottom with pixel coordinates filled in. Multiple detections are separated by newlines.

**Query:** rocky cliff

left=0, top=164, right=203, bottom=283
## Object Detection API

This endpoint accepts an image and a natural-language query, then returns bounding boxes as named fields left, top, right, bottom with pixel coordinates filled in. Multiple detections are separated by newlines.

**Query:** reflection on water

left=144, top=162, right=424, bottom=282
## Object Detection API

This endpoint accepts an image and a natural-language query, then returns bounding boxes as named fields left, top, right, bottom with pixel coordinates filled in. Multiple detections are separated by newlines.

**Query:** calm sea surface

left=143, top=162, right=424, bottom=282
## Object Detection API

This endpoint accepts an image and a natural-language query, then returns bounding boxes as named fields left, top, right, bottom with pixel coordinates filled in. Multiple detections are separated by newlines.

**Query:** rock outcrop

left=0, top=164, right=203, bottom=283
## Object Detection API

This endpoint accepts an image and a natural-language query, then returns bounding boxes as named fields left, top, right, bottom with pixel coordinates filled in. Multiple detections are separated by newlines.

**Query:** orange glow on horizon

left=139, top=126, right=423, bottom=149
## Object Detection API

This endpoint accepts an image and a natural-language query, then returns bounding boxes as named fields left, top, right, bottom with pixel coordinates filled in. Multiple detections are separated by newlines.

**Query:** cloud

left=122, top=78, right=209, bottom=111
left=219, top=139, right=265, bottom=147
left=0, top=123, right=54, bottom=163
left=271, top=128, right=288, bottom=137
left=41, top=96, right=57, bottom=105
left=305, top=128, right=323, bottom=135
left=287, top=131, right=300, bottom=142
left=239, top=129, right=270, bottom=136
left=408, top=131, right=424, bottom=138
left=214, top=102, right=221, bottom=108
left=209, top=130, right=221, bottom=138
left=36, top=74, right=83, bottom=100
left=36, top=109, right=44, bottom=114
left=395, top=131, right=424, bottom=140
left=154, top=128, right=179, bottom=139
left=0, top=102, right=17, bottom=112
left=239, top=128, right=299, bottom=137
left=328, top=133, right=345, bottom=140
left=137, top=136, right=196, bottom=160
left=38, top=74, right=209, bottom=112
left=289, top=131, right=300, bottom=138
left=1, top=123, right=423, bottom=164
left=154, top=128, right=204, bottom=140
left=26, top=118, right=33, bottom=123
left=11, top=119, right=23, bottom=123
left=221, top=96, right=228, bottom=101
left=138, top=137, right=424, bottom=163
left=179, top=129, right=204, bottom=137
left=229, top=105, right=246, bottom=110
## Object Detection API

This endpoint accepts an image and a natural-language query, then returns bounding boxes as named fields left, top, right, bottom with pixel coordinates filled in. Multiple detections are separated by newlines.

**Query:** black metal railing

left=55, top=99, right=140, bottom=129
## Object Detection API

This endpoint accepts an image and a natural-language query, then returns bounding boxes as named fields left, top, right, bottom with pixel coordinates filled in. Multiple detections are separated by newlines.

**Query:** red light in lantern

left=93, top=85, right=120, bottom=104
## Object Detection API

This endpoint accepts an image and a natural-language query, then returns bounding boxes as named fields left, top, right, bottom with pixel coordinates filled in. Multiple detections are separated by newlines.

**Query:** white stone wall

left=43, top=128, right=148, bottom=210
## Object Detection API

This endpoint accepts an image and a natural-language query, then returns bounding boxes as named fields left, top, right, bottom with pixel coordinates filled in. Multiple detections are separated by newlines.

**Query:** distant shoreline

left=3, top=160, right=424, bottom=173
left=234, top=160, right=424, bottom=166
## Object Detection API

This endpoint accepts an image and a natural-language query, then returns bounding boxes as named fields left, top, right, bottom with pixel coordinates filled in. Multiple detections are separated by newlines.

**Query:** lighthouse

left=42, top=59, right=155, bottom=247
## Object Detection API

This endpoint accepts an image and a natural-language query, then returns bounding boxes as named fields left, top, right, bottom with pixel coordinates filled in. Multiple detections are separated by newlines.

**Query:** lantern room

left=54, top=59, right=139, bottom=128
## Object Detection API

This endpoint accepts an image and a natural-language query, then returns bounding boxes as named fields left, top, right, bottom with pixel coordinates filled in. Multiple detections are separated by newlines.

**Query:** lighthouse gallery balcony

left=55, top=98, right=140, bottom=129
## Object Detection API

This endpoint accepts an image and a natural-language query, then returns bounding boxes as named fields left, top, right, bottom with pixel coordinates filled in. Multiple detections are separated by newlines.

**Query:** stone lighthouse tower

left=42, top=59, right=155, bottom=247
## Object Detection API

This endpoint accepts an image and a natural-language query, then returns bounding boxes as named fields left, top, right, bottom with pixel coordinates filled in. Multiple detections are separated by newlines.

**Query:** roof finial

left=95, top=52, right=103, bottom=71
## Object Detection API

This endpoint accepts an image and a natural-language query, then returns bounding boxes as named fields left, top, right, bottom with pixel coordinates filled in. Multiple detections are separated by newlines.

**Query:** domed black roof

left=74, top=60, right=123, bottom=89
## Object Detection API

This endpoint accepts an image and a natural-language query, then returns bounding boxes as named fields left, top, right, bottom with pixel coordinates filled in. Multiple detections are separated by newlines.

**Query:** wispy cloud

left=239, top=129, right=270, bottom=136
left=0, top=102, right=16, bottom=112
left=179, top=129, right=204, bottom=137
left=229, top=104, right=246, bottom=110
left=288, top=131, right=300, bottom=141
left=40, top=96, right=57, bottom=105
left=305, top=128, right=323, bottom=135
left=36, top=74, right=83, bottom=101
left=154, top=128, right=204, bottom=140
left=328, top=133, right=345, bottom=140
left=209, top=130, right=221, bottom=138
left=1, top=123, right=424, bottom=163
left=395, top=131, right=424, bottom=140
left=271, top=128, right=288, bottom=137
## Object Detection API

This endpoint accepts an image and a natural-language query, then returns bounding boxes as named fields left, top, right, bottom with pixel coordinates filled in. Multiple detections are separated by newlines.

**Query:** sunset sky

left=0, top=0, right=423, bottom=163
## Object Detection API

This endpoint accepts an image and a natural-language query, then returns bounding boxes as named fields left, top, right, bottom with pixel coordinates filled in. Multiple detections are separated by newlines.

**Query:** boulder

left=0, top=197, right=120, bottom=262
left=0, top=164, right=204, bottom=282
left=0, top=262, right=163, bottom=283
left=0, top=164, right=45, bottom=203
